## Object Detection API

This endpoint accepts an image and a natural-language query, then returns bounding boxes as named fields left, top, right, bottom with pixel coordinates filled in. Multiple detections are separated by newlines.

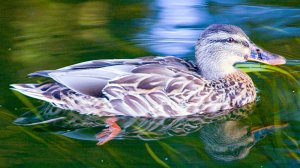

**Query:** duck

left=11, top=24, right=286, bottom=118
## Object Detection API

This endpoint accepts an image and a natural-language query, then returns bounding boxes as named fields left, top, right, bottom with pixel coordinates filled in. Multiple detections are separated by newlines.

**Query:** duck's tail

left=10, top=83, right=115, bottom=116
left=10, top=83, right=65, bottom=105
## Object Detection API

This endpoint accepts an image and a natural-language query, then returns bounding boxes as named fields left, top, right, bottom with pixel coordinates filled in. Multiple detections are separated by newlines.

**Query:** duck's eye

left=227, top=37, right=234, bottom=43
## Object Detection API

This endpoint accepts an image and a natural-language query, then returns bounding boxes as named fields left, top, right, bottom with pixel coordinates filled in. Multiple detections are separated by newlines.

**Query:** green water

left=1, top=0, right=300, bottom=167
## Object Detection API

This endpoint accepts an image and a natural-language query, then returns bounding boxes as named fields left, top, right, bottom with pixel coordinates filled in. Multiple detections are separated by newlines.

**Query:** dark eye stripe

left=209, top=39, right=249, bottom=47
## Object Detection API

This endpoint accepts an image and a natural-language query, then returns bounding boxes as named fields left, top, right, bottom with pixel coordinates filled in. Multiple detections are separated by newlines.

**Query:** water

left=1, top=0, right=300, bottom=167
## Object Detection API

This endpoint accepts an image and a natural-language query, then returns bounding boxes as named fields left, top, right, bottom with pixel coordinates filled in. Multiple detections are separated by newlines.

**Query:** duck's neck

left=196, top=60, right=238, bottom=80
left=199, top=62, right=239, bottom=80
left=195, top=48, right=239, bottom=80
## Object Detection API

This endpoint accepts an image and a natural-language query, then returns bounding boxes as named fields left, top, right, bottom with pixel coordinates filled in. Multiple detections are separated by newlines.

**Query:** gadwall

left=11, top=24, right=286, bottom=118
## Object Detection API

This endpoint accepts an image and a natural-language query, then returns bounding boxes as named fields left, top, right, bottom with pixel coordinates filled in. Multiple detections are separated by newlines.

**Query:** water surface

left=0, top=0, right=300, bottom=167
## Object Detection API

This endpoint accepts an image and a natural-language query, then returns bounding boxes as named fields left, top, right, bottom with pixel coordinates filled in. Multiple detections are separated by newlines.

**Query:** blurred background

left=0, top=0, right=300, bottom=167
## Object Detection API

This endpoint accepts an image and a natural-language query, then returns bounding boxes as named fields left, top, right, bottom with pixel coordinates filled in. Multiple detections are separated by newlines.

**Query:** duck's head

left=195, top=24, right=286, bottom=80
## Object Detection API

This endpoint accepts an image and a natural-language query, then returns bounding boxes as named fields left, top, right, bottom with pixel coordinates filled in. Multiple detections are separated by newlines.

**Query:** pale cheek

left=243, top=47, right=250, bottom=56
left=228, top=46, right=248, bottom=62
left=234, top=45, right=249, bottom=57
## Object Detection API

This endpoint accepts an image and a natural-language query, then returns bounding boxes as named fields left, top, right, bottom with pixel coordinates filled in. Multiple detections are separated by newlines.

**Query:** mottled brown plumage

left=11, top=24, right=285, bottom=117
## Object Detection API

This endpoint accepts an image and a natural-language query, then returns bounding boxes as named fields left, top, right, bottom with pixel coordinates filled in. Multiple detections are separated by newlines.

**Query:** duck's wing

left=27, top=56, right=199, bottom=98
left=29, top=56, right=197, bottom=78
left=101, top=63, right=210, bottom=117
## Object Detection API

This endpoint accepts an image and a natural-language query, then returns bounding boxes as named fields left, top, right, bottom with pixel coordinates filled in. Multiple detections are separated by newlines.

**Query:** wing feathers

left=48, top=74, right=107, bottom=97
left=48, top=65, right=136, bottom=97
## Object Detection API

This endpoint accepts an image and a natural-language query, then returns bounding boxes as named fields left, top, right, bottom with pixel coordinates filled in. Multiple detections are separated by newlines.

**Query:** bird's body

left=11, top=24, right=285, bottom=117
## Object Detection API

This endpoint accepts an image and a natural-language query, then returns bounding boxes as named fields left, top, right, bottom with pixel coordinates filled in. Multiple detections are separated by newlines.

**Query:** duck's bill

left=246, top=43, right=286, bottom=65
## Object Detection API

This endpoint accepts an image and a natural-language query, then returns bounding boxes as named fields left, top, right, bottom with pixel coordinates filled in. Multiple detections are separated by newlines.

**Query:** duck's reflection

left=14, top=103, right=286, bottom=161
left=199, top=120, right=287, bottom=161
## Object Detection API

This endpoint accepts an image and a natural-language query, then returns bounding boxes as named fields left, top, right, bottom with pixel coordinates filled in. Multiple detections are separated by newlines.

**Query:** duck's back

left=12, top=56, right=219, bottom=117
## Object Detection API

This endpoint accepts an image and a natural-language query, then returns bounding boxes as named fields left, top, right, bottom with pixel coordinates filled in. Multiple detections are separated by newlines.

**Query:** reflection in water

left=9, top=0, right=150, bottom=72
left=1, top=0, right=300, bottom=166
left=200, top=121, right=287, bottom=162
left=14, top=103, right=287, bottom=161
left=208, top=4, right=300, bottom=39
left=137, top=0, right=208, bottom=56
